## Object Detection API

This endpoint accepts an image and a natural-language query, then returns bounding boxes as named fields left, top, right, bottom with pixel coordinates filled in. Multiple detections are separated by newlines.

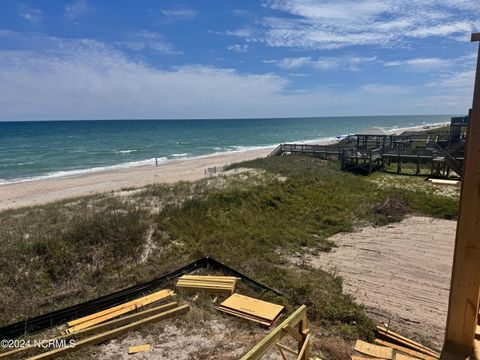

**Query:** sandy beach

left=0, top=148, right=272, bottom=211
left=0, top=123, right=446, bottom=211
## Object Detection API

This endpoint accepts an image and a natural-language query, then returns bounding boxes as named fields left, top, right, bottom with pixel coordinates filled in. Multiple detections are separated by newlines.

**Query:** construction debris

left=376, top=326, right=440, bottom=358
left=354, top=340, right=393, bottom=359
left=128, top=344, right=151, bottom=354
left=353, top=327, right=441, bottom=360
left=27, top=305, right=189, bottom=360
left=218, top=293, right=284, bottom=327
left=176, top=275, right=239, bottom=295
left=66, top=289, right=174, bottom=333
left=0, top=302, right=178, bottom=359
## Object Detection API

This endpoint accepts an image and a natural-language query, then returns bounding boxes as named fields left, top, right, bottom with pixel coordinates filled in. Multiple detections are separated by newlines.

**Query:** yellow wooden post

left=443, top=33, right=480, bottom=357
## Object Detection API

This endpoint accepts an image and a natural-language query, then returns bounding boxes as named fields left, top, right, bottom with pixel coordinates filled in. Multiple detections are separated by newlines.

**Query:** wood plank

left=444, top=41, right=480, bottom=356
left=27, top=305, right=189, bottom=360
left=376, top=326, right=439, bottom=356
left=354, top=340, right=393, bottom=359
left=219, top=294, right=284, bottom=322
left=395, top=353, right=420, bottom=360
left=296, top=333, right=310, bottom=360
left=67, top=289, right=173, bottom=327
left=428, top=179, right=460, bottom=186
left=128, top=344, right=151, bottom=354
left=217, top=307, right=272, bottom=326
left=0, top=302, right=178, bottom=359
left=277, top=343, right=297, bottom=355
left=241, top=305, right=307, bottom=360
left=351, top=357, right=385, bottom=360
left=373, top=339, right=437, bottom=360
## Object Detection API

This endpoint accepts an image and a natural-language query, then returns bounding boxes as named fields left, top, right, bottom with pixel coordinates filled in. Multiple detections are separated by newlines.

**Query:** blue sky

left=0, top=0, right=478, bottom=120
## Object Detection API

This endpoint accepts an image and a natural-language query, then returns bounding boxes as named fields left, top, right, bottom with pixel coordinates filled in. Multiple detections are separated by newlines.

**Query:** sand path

left=306, top=216, right=456, bottom=349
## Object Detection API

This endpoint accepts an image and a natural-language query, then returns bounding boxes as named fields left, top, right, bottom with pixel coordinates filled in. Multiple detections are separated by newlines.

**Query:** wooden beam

left=443, top=38, right=480, bottom=356
left=374, top=339, right=438, bottom=360
left=354, top=340, right=393, bottom=359
left=296, top=333, right=311, bottom=360
left=472, top=33, right=480, bottom=42
left=26, top=305, right=189, bottom=360
left=376, top=326, right=440, bottom=357
left=241, top=305, right=307, bottom=360
left=67, top=289, right=173, bottom=331
left=0, top=302, right=178, bottom=359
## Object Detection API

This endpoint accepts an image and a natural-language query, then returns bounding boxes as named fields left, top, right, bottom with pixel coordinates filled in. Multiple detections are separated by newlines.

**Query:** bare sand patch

left=305, top=216, right=456, bottom=350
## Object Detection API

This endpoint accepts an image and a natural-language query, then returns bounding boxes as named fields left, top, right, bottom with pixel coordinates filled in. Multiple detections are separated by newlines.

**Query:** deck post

left=442, top=33, right=480, bottom=357
left=397, top=149, right=401, bottom=173
left=416, top=153, right=420, bottom=175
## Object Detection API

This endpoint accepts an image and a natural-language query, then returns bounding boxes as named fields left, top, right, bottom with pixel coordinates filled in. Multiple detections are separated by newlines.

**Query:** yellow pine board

left=27, top=305, right=189, bottom=360
left=176, top=282, right=234, bottom=287
left=67, top=289, right=173, bottom=332
left=354, top=340, right=393, bottom=359
left=217, top=307, right=272, bottom=326
left=373, top=340, right=437, bottom=360
left=395, top=354, right=421, bottom=360
left=128, top=344, right=151, bottom=354
left=240, top=305, right=307, bottom=360
left=180, top=275, right=240, bottom=280
left=376, top=327, right=439, bottom=356
left=219, top=293, right=284, bottom=322
left=0, top=302, right=178, bottom=360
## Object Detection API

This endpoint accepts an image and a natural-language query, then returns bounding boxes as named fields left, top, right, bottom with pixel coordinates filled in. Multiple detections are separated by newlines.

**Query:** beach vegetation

left=0, top=155, right=458, bottom=356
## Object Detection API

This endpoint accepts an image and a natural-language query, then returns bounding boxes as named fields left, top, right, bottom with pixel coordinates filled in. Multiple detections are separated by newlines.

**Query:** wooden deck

left=269, top=143, right=463, bottom=177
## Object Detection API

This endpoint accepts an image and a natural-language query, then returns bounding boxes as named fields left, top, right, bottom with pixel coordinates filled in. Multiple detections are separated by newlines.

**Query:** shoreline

left=0, top=123, right=447, bottom=211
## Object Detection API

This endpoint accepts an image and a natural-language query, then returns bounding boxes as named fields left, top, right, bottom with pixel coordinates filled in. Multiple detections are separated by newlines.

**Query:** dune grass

left=0, top=155, right=458, bottom=345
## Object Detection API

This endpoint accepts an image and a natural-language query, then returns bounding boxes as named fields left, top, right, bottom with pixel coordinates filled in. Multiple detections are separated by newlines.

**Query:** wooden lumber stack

left=176, top=275, right=239, bottom=295
left=66, top=289, right=174, bottom=333
left=375, top=326, right=440, bottom=359
left=218, top=293, right=284, bottom=327
left=352, top=327, right=440, bottom=360
left=27, top=304, right=189, bottom=360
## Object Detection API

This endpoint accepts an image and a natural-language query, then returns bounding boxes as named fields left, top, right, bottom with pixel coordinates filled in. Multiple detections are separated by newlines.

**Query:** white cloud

left=0, top=31, right=474, bottom=120
left=427, top=70, right=476, bottom=89
left=276, top=56, right=377, bottom=70
left=64, top=0, right=89, bottom=22
left=223, top=0, right=480, bottom=49
left=121, top=31, right=181, bottom=55
left=19, top=5, right=43, bottom=23
left=383, top=57, right=453, bottom=71
left=226, top=44, right=250, bottom=53
left=160, top=7, right=198, bottom=21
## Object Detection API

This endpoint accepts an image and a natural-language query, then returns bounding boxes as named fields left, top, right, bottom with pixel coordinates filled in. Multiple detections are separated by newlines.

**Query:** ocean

left=0, top=115, right=454, bottom=184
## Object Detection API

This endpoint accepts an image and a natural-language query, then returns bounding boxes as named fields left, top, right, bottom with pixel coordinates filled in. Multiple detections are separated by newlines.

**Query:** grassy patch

left=0, top=155, right=459, bottom=344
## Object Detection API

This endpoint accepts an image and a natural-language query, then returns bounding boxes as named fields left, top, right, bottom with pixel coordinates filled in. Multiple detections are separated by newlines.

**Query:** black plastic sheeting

left=0, top=257, right=284, bottom=340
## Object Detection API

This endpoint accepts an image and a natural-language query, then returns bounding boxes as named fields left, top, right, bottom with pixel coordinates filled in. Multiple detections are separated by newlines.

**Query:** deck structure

left=270, top=116, right=467, bottom=177
left=270, top=142, right=464, bottom=177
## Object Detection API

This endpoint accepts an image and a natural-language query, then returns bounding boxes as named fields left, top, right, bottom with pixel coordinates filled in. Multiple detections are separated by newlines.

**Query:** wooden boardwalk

left=269, top=143, right=463, bottom=177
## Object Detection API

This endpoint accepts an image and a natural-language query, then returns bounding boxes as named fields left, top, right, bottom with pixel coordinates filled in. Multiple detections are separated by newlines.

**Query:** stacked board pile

left=176, top=275, right=239, bottom=295
left=353, top=326, right=440, bottom=360
left=218, top=293, right=284, bottom=327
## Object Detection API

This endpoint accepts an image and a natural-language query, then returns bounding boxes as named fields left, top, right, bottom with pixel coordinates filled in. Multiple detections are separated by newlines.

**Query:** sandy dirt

left=0, top=148, right=272, bottom=211
left=303, top=216, right=456, bottom=350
